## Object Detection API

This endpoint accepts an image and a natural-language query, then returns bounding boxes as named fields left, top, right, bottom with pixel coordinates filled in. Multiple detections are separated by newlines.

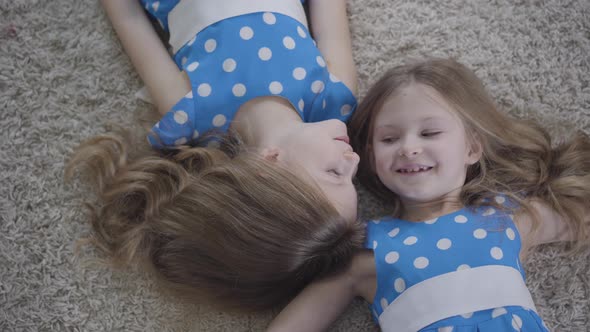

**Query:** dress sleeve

left=147, top=90, right=196, bottom=148
left=363, top=219, right=379, bottom=250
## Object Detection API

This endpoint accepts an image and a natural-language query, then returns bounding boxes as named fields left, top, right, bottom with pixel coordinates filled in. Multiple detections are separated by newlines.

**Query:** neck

left=400, top=191, right=463, bottom=222
left=231, top=97, right=302, bottom=147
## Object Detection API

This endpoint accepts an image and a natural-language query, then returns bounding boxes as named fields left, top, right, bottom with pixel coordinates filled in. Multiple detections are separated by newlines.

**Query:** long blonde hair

left=66, top=131, right=364, bottom=311
left=350, top=58, right=590, bottom=252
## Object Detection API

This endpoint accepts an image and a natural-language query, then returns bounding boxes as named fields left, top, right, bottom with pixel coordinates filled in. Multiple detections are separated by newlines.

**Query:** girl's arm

left=266, top=274, right=355, bottom=332
left=514, top=198, right=577, bottom=251
left=267, top=251, right=375, bottom=332
left=101, top=0, right=190, bottom=115
left=308, top=0, right=358, bottom=95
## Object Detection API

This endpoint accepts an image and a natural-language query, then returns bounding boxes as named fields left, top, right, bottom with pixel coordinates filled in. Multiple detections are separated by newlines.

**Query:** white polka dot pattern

left=269, top=81, right=283, bottom=94
left=283, top=36, right=296, bottom=49
left=311, top=80, right=324, bottom=93
left=454, top=215, right=468, bottom=223
left=232, top=84, right=246, bottom=97
left=263, top=12, right=276, bottom=25
left=506, top=228, right=516, bottom=240
left=424, top=218, right=438, bottom=224
left=222, top=58, right=236, bottom=72
left=212, top=114, right=226, bottom=127
left=491, top=247, right=504, bottom=260
left=187, top=62, right=199, bottom=72
left=147, top=8, right=357, bottom=152
left=457, top=264, right=471, bottom=271
left=204, top=39, right=217, bottom=53
left=240, top=26, right=254, bottom=40
left=174, top=111, right=188, bottom=124
left=388, top=227, right=400, bottom=237
left=437, top=238, right=452, bottom=250
left=316, top=56, right=326, bottom=67
left=258, top=47, right=272, bottom=60
left=197, top=83, right=211, bottom=97
left=512, top=314, right=523, bottom=331
left=340, top=104, right=352, bottom=116
left=385, top=251, right=399, bottom=264
left=403, top=236, right=418, bottom=245
left=413, top=257, right=429, bottom=269
left=492, top=307, right=507, bottom=318
left=483, top=208, right=496, bottom=216
left=293, top=67, right=306, bottom=80
left=461, top=312, right=474, bottom=319
left=361, top=201, right=535, bottom=328
left=297, top=26, right=307, bottom=38
left=394, top=278, right=405, bottom=293
left=473, top=229, right=487, bottom=239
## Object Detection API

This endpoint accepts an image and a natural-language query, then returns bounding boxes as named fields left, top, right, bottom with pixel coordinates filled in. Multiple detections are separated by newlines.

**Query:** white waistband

left=168, top=0, right=308, bottom=53
left=379, top=265, right=537, bottom=332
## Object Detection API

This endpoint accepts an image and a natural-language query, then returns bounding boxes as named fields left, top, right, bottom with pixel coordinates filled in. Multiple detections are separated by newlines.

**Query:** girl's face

left=279, top=119, right=360, bottom=222
left=371, top=83, right=480, bottom=206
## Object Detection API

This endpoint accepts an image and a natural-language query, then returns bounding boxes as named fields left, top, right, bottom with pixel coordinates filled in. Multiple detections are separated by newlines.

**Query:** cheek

left=372, top=149, right=392, bottom=177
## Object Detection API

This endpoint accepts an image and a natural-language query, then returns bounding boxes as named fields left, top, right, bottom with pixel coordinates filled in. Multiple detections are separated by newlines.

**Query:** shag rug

left=1, top=0, right=589, bottom=331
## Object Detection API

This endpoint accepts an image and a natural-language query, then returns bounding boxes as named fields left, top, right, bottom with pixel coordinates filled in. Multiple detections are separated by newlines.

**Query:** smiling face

left=371, top=83, right=481, bottom=206
left=278, top=119, right=360, bottom=222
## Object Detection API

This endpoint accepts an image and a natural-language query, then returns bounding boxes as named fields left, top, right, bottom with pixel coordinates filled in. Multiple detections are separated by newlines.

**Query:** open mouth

left=396, top=166, right=433, bottom=174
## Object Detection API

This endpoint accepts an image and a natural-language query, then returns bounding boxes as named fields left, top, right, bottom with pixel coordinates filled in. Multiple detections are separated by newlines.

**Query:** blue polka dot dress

left=139, top=0, right=357, bottom=148
left=365, top=197, right=549, bottom=332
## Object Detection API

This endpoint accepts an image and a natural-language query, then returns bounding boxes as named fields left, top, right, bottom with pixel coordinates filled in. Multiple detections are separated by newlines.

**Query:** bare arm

left=101, top=0, right=190, bottom=115
left=267, top=252, right=376, bottom=332
left=308, top=0, right=358, bottom=95
left=266, top=274, right=355, bottom=332
left=514, top=198, right=574, bottom=255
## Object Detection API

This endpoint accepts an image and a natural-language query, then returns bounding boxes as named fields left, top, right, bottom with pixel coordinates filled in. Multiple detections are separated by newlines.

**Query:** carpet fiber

left=1, top=0, right=589, bottom=331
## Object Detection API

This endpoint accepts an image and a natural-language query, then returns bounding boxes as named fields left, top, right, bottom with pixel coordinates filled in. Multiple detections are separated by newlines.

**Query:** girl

left=66, top=0, right=365, bottom=311
left=267, top=58, right=590, bottom=331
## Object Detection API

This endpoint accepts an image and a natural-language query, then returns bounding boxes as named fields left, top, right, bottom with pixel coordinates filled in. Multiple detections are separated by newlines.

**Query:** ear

left=466, top=132, right=483, bottom=165
left=260, top=147, right=281, bottom=162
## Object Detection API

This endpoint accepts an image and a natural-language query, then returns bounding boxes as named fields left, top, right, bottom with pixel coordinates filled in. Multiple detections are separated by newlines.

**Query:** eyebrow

left=375, top=116, right=445, bottom=129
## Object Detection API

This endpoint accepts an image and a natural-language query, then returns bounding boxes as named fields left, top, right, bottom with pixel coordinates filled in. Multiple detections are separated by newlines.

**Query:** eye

left=380, top=136, right=399, bottom=144
left=327, top=169, right=342, bottom=177
left=422, top=131, right=442, bottom=137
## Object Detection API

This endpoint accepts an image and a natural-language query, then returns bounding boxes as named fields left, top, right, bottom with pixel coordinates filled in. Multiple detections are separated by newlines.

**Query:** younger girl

left=267, top=58, right=590, bottom=331
left=66, top=0, right=364, bottom=312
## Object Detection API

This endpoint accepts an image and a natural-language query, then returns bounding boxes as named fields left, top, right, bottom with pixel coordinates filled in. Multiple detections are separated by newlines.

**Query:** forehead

left=375, top=84, right=460, bottom=125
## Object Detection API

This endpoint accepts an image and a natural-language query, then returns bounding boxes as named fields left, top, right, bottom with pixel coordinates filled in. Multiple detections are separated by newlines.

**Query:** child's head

left=351, top=58, right=491, bottom=207
left=352, top=58, right=590, bottom=251
left=266, top=119, right=360, bottom=223
left=66, top=133, right=364, bottom=311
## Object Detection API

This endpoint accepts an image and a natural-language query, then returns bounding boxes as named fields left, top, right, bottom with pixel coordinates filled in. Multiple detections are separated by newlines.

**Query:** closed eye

left=422, top=131, right=442, bottom=137
left=327, top=169, right=342, bottom=177
left=381, top=137, right=399, bottom=144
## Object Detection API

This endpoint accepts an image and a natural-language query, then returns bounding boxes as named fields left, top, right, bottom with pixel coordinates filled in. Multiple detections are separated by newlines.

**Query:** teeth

left=399, top=166, right=430, bottom=173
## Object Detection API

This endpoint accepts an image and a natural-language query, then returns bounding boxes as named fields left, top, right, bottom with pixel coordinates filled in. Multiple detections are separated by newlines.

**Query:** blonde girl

left=67, top=0, right=365, bottom=311
left=267, top=58, right=590, bottom=331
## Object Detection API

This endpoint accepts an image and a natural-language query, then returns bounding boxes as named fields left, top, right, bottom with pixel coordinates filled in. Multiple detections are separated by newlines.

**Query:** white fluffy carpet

left=1, top=0, right=589, bottom=331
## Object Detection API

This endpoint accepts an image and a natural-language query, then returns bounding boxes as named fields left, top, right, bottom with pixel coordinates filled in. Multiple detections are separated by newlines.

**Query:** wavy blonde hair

left=66, top=131, right=364, bottom=311
left=350, top=58, right=590, bottom=252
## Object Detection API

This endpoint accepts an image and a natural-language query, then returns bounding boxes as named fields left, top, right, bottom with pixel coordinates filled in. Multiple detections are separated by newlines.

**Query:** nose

left=399, top=137, right=422, bottom=157
left=343, top=151, right=360, bottom=177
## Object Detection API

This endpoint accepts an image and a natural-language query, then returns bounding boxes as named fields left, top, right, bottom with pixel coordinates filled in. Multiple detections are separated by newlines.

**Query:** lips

left=335, top=136, right=350, bottom=144
left=396, top=165, right=433, bottom=173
